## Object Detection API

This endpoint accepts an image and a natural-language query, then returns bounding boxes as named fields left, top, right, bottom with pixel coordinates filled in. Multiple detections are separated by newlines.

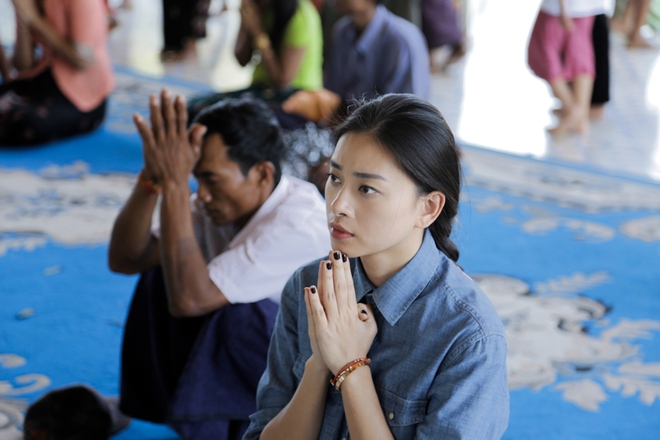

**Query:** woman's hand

left=12, top=0, right=40, bottom=25
left=133, top=89, right=207, bottom=185
left=306, top=251, right=378, bottom=375
left=240, top=0, right=264, bottom=38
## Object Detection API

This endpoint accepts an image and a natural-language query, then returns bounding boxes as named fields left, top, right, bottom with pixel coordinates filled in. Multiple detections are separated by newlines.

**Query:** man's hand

left=133, top=89, right=207, bottom=185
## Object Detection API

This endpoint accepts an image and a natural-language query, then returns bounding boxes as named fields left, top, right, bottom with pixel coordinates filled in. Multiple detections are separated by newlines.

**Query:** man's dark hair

left=193, top=98, right=284, bottom=185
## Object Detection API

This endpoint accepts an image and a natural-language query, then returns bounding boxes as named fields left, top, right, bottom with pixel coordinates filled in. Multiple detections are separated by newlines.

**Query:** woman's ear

left=416, top=191, right=445, bottom=229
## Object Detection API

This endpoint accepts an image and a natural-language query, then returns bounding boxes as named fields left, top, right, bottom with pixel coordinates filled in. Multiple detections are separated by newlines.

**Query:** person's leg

left=550, top=16, right=595, bottom=134
left=628, top=0, right=654, bottom=47
left=590, top=14, right=610, bottom=119
left=119, top=266, right=205, bottom=423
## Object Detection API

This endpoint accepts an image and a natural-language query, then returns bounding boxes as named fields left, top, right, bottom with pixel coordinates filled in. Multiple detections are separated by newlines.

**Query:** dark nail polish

left=333, top=251, right=340, bottom=260
left=326, top=261, right=332, bottom=270
left=342, top=253, right=347, bottom=262
left=360, top=310, right=368, bottom=315
left=311, top=286, right=317, bottom=294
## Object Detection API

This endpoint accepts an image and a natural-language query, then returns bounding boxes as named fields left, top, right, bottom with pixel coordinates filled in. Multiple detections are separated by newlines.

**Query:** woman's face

left=325, top=132, right=427, bottom=260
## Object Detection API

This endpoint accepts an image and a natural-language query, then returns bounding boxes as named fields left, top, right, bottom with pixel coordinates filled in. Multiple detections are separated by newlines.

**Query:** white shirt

left=540, top=0, right=613, bottom=17
left=153, top=175, right=330, bottom=304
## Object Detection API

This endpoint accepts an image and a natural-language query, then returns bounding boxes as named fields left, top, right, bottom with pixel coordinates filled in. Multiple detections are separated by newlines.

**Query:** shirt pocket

left=376, top=385, right=427, bottom=437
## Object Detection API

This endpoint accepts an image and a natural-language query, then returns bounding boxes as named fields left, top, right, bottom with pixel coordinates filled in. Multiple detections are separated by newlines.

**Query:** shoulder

left=287, top=0, right=320, bottom=32
left=281, top=256, right=326, bottom=303
left=272, top=176, right=326, bottom=222
left=422, top=257, right=505, bottom=352
left=380, top=8, right=426, bottom=46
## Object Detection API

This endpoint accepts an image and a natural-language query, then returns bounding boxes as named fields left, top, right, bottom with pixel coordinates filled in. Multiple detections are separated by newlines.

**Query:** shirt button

left=388, top=412, right=395, bottom=420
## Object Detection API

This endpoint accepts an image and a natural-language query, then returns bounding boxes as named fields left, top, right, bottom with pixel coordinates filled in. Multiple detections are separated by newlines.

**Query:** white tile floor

left=2, top=0, right=659, bottom=182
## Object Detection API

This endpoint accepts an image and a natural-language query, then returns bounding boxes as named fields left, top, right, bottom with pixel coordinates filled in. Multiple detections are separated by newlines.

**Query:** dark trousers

left=0, top=69, right=106, bottom=146
left=591, top=14, right=610, bottom=105
left=119, top=267, right=279, bottom=440
left=162, top=0, right=209, bottom=51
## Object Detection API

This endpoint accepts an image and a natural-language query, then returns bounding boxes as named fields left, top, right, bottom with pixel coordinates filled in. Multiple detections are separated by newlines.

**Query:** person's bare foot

left=590, top=104, right=605, bottom=120
left=627, top=33, right=657, bottom=48
left=548, top=106, right=589, bottom=135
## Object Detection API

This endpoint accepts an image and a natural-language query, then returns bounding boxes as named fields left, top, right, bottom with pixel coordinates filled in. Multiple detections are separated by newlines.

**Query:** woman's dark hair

left=265, top=0, right=298, bottom=54
left=193, top=97, right=284, bottom=185
left=334, top=94, right=462, bottom=262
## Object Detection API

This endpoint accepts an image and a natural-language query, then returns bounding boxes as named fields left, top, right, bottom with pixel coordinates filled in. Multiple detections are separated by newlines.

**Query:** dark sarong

left=119, top=267, right=279, bottom=440
left=421, top=0, right=462, bottom=49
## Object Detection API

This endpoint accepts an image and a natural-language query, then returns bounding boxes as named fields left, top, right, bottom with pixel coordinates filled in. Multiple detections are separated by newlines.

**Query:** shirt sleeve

left=244, top=270, right=305, bottom=439
left=207, top=212, right=328, bottom=304
left=415, top=334, right=510, bottom=439
left=283, top=2, right=312, bottom=48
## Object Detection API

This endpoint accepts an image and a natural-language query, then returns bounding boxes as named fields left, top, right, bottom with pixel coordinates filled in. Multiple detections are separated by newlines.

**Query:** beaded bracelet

left=330, top=358, right=371, bottom=391
left=137, top=172, right=162, bottom=195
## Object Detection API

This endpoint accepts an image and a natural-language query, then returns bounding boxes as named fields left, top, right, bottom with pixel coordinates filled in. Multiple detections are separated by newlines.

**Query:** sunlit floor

left=1, top=0, right=659, bottom=182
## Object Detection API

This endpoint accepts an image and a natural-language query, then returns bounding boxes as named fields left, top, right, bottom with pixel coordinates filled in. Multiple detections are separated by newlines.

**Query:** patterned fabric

left=0, top=69, right=106, bottom=146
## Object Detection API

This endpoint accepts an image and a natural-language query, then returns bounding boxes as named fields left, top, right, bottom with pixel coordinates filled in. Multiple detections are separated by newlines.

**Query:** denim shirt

left=245, top=231, right=509, bottom=439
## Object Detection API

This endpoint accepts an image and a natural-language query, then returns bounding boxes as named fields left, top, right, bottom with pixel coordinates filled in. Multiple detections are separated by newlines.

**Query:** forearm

left=12, top=20, right=34, bottom=71
left=341, top=367, right=394, bottom=440
left=26, top=15, right=93, bottom=69
left=159, top=180, right=228, bottom=317
left=261, top=356, right=330, bottom=440
left=108, top=179, right=160, bottom=274
left=234, top=25, right=253, bottom=66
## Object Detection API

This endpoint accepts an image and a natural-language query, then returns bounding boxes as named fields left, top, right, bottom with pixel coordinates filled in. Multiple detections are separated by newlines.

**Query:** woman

left=244, top=94, right=509, bottom=439
left=0, top=0, right=114, bottom=146
left=189, top=0, right=322, bottom=122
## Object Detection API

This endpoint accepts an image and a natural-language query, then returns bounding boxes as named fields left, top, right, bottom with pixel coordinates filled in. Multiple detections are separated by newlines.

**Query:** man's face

left=193, top=134, right=264, bottom=227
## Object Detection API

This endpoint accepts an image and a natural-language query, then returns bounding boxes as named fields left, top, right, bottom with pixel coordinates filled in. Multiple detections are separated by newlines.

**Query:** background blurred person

left=612, top=0, right=656, bottom=47
left=0, top=0, right=114, bottom=146
left=324, top=0, right=430, bottom=101
left=528, top=0, right=599, bottom=135
left=421, top=0, right=466, bottom=72
left=160, top=0, right=211, bottom=61
left=189, top=0, right=322, bottom=122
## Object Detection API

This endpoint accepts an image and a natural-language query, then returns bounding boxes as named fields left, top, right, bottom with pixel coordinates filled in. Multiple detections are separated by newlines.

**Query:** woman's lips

left=330, top=222, right=354, bottom=240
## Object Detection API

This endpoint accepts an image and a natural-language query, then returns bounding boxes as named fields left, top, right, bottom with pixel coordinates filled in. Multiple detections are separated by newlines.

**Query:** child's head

left=327, top=94, right=461, bottom=263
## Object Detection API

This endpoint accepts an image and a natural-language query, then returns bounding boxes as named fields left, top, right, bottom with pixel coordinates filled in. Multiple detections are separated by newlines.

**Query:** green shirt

left=252, top=0, right=323, bottom=90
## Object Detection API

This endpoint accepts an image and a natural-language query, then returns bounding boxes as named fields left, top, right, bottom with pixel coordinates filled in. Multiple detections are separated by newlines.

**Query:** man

left=323, top=0, right=431, bottom=101
left=108, top=90, right=329, bottom=439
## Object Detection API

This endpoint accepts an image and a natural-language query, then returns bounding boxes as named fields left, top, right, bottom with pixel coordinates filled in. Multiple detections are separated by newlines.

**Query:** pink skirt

left=527, top=11, right=595, bottom=83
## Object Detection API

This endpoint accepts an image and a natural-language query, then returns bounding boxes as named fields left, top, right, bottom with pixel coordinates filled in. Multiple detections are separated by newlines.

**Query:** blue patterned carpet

left=1, top=70, right=659, bottom=439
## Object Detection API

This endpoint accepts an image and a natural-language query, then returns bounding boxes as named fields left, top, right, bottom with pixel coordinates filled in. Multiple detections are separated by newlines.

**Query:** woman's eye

left=328, top=173, right=340, bottom=184
left=359, top=185, right=377, bottom=195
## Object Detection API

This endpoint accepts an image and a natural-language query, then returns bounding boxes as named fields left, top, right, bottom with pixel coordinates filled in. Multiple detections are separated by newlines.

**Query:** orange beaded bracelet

left=137, top=171, right=162, bottom=195
left=330, top=358, right=371, bottom=391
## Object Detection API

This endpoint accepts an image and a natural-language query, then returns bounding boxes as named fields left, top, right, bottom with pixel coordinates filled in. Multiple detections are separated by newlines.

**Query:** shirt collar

left=229, top=175, right=290, bottom=246
left=352, top=229, right=441, bottom=326
left=355, top=5, right=388, bottom=55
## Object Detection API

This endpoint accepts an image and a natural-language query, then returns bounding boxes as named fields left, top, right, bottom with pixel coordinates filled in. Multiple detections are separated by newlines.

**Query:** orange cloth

left=34, top=0, right=114, bottom=112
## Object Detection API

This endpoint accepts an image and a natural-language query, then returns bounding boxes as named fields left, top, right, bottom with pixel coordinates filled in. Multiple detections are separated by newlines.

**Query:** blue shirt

left=245, top=230, right=509, bottom=439
left=324, top=5, right=431, bottom=101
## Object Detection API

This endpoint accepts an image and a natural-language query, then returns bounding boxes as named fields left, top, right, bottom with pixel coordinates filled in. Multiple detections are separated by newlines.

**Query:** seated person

left=323, top=0, right=430, bottom=101
left=0, top=0, right=113, bottom=146
left=108, top=91, right=329, bottom=440
left=244, top=94, right=509, bottom=440
left=188, top=0, right=323, bottom=121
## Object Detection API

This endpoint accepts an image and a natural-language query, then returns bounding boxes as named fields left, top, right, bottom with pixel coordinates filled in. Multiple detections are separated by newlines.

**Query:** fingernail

left=326, top=261, right=332, bottom=270
left=333, top=251, right=340, bottom=260
left=360, top=310, right=368, bottom=315
left=311, top=286, right=317, bottom=294
left=342, top=253, right=347, bottom=262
